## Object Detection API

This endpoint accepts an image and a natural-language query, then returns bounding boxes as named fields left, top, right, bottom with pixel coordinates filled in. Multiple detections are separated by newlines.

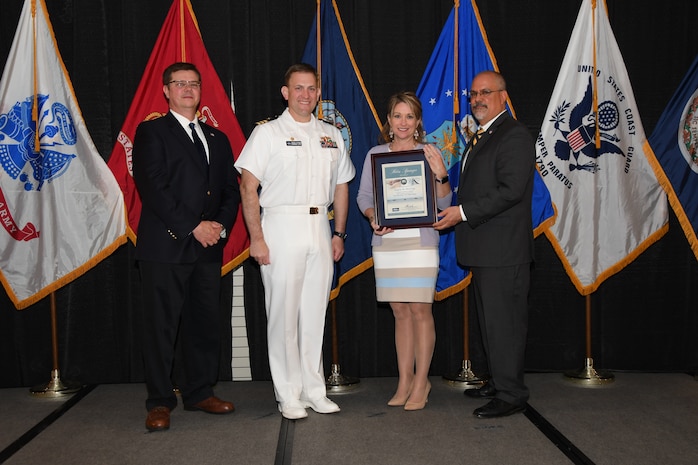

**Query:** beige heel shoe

left=404, top=381, right=431, bottom=411
left=388, top=391, right=410, bottom=407
left=387, top=381, right=413, bottom=406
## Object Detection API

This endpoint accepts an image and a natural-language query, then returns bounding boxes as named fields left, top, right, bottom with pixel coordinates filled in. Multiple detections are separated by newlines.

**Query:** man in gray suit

left=435, top=70, right=534, bottom=418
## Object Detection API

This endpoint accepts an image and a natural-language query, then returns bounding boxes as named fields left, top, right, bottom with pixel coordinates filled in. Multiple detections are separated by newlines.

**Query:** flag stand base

left=326, top=364, right=360, bottom=393
left=30, top=369, right=82, bottom=398
left=564, top=358, right=614, bottom=386
left=442, top=359, right=486, bottom=389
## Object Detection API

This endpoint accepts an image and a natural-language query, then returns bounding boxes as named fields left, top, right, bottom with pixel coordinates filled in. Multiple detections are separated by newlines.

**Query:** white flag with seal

left=535, top=0, right=668, bottom=295
left=0, top=0, right=126, bottom=309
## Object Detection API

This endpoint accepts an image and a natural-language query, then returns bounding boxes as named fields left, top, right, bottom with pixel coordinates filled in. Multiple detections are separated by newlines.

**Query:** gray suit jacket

left=455, top=112, right=535, bottom=267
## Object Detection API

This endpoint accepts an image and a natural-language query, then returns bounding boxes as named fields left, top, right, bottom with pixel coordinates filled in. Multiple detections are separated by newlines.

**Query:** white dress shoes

left=301, top=396, right=340, bottom=414
left=278, top=401, right=308, bottom=420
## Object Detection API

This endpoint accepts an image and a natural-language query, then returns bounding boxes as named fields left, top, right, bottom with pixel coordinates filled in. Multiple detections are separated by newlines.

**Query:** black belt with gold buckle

left=309, top=207, right=319, bottom=214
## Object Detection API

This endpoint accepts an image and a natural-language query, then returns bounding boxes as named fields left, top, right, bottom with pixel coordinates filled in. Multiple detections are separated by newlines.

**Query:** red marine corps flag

left=107, top=0, right=248, bottom=273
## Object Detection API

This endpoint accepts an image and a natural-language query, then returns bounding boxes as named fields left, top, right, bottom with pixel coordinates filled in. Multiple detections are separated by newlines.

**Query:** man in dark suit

left=435, top=70, right=534, bottom=418
left=133, top=62, right=240, bottom=431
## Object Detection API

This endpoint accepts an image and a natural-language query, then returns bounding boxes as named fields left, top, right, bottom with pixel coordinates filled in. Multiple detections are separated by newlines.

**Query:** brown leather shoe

left=145, top=406, right=170, bottom=431
left=184, top=396, right=235, bottom=414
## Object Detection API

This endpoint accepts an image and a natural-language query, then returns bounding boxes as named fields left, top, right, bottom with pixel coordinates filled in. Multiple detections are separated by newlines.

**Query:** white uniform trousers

left=260, top=206, right=333, bottom=403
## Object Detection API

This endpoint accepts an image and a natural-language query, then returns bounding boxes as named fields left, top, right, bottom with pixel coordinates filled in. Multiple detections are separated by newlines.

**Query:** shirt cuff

left=459, top=205, right=467, bottom=222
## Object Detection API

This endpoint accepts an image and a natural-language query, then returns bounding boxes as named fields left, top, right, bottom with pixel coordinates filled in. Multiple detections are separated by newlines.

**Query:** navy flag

left=648, top=54, right=698, bottom=261
left=301, top=0, right=382, bottom=298
left=417, top=0, right=555, bottom=300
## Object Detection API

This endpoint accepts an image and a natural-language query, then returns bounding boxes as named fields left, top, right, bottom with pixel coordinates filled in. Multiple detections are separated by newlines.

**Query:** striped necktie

left=462, top=128, right=486, bottom=172
left=471, top=127, right=485, bottom=147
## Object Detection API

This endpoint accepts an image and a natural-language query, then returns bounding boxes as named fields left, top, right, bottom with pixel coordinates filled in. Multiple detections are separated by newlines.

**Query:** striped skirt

left=372, top=230, right=439, bottom=304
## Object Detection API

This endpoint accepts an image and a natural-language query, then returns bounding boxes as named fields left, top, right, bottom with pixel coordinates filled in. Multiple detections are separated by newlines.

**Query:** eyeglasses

left=168, top=80, right=201, bottom=89
left=468, top=89, right=503, bottom=99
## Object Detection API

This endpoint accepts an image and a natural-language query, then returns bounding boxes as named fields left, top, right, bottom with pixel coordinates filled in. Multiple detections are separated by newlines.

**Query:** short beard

left=472, top=105, right=487, bottom=120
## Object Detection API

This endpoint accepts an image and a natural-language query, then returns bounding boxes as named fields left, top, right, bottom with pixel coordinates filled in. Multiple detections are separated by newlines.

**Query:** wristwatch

left=333, top=231, right=348, bottom=240
left=435, top=174, right=449, bottom=184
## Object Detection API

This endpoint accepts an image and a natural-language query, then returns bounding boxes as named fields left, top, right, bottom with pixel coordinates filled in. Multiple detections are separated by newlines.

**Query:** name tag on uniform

left=286, top=140, right=302, bottom=146
left=320, top=136, right=338, bottom=148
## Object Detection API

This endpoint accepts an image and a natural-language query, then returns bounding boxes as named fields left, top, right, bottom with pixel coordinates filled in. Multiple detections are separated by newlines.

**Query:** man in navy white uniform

left=235, top=63, right=355, bottom=420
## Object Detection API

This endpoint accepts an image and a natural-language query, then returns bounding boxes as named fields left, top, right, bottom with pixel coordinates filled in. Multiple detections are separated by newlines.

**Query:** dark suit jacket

left=455, top=112, right=535, bottom=267
left=132, top=111, right=240, bottom=264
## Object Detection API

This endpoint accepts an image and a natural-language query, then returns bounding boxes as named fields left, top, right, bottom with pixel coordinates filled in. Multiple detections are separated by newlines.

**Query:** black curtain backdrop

left=1, top=0, right=696, bottom=388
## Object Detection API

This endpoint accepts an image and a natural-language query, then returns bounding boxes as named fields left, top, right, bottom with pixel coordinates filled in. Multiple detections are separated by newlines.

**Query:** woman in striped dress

left=357, top=91, right=453, bottom=410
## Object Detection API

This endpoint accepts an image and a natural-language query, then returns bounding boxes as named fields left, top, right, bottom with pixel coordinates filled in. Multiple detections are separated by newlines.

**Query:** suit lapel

left=200, top=123, right=215, bottom=162
left=460, top=112, right=509, bottom=178
left=166, top=113, right=209, bottom=174
left=200, top=124, right=217, bottom=177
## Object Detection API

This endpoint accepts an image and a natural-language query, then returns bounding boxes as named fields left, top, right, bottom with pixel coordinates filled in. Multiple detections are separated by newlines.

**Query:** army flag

left=648, top=55, right=698, bottom=261
left=107, top=0, right=249, bottom=274
left=536, top=0, right=668, bottom=295
left=0, top=0, right=127, bottom=309
left=417, top=0, right=555, bottom=300
left=301, top=0, right=382, bottom=298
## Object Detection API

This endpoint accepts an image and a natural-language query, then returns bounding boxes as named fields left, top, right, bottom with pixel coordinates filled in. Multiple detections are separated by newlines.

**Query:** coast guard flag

left=417, top=0, right=555, bottom=300
left=301, top=0, right=382, bottom=298
left=0, top=0, right=126, bottom=309
left=107, top=0, right=249, bottom=274
left=536, top=0, right=668, bottom=295
left=648, top=55, right=698, bottom=261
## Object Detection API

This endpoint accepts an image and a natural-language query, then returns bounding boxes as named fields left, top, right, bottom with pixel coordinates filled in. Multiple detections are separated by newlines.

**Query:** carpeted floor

left=1, top=373, right=696, bottom=464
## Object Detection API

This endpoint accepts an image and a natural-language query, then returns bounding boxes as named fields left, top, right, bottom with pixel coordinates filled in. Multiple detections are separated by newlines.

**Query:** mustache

left=472, top=103, right=487, bottom=110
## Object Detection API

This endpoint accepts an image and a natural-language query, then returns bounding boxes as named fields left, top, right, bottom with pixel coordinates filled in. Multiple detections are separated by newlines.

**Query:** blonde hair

left=380, top=91, right=425, bottom=144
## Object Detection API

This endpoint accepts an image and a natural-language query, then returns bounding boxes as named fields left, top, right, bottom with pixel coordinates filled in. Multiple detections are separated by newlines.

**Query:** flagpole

left=315, top=0, right=323, bottom=120
left=441, top=0, right=485, bottom=390
left=453, top=0, right=459, bottom=116
left=564, top=294, right=614, bottom=386
left=443, top=286, right=486, bottom=388
left=325, top=299, right=359, bottom=392
left=314, top=0, right=358, bottom=393
left=31, top=0, right=42, bottom=153
left=30, top=292, right=83, bottom=397
left=591, top=0, right=600, bottom=149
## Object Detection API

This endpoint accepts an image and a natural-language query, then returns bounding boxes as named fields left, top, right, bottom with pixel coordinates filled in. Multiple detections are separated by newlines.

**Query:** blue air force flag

left=0, top=0, right=126, bottom=309
left=417, top=0, right=554, bottom=300
left=536, top=0, right=668, bottom=295
left=648, top=55, right=698, bottom=261
left=301, top=0, right=382, bottom=298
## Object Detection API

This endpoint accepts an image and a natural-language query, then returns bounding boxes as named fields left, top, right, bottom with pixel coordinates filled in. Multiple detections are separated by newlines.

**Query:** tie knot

left=471, top=128, right=485, bottom=146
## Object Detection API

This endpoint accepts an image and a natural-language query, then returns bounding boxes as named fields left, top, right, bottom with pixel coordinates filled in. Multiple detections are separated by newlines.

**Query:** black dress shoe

left=464, top=383, right=496, bottom=399
left=473, top=398, right=525, bottom=418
